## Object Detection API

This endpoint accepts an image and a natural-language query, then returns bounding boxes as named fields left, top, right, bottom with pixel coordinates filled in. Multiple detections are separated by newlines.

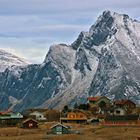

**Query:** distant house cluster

left=0, top=109, right=49, bottom=128
left=60, top=96, right=140, bottom=126
left=0, top=96, right=140, bottom=133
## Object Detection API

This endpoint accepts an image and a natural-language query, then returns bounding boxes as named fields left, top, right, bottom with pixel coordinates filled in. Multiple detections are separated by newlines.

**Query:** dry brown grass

left=0, top=127, right=44, bottom=140
left=0, top=124, right=140, bottom=140
left=45, top=125, right=140, bottom=140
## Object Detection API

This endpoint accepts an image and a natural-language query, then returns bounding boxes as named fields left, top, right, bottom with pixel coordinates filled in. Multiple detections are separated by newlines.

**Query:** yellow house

left=60, top=109, right=88, bottom=124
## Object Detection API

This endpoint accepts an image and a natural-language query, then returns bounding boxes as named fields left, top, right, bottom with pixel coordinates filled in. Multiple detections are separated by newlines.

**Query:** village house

left=88, top=96, right=110, bottom=108
left=60, top=109, right=88, bottom=124
left=114, top=99, right=136, bottom=109
left=29, top=111, right=47, bottom=121
left=88, top=96, right=111, bottom=115
left=22, top=118, right=38, bottom=128
left=50, top=123, right=70, bottom=134
left=0, top=111, right=23, bottom=127
left=113, top=99, right=136, bottom=115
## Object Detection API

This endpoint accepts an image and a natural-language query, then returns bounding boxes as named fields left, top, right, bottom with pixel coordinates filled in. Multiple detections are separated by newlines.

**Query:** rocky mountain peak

left=0, top=11, right=140, bottom=111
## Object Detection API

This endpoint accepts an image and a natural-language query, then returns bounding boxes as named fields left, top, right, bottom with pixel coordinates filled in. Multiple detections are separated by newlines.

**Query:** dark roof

left=105, top=115, right=139, bottom=121
left=88, top=96, right=110, bottom=102
left=22, top=118, right=38, bottom=124
left=50, top=123, right=68, bottom=129
left=21, top=108, right=48, bottom=115
left=113, top=99, right=135, bottom=106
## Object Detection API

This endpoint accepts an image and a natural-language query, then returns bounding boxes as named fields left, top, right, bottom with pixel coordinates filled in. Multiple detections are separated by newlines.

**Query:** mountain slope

left=1, top=11, right=140, bottom=111
left=42, top=11, right=140, bottom=108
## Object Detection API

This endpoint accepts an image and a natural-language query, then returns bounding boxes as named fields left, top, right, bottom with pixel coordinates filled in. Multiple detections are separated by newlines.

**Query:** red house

left=22, top=118, right=38, bottom=128
left=113, top=99, right=136, bottom=115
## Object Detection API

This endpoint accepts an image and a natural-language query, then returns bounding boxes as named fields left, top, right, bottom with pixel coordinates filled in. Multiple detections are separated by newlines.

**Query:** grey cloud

left=0, top=0, right=140, bottom=63
left=0, top=0, right=139, bottom=15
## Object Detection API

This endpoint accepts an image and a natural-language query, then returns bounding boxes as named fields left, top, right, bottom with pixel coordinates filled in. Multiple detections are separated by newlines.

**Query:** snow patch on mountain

left=1, top=11, right=140, bottom=111
left=0, top=49, right=28, bottom=72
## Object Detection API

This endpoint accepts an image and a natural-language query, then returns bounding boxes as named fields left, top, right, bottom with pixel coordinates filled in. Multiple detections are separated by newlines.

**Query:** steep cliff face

left=1, top=11, right=140, bottom=111
left=87, top=11, right=140, bottom=102
left=41, top=11, right=140, bottom=108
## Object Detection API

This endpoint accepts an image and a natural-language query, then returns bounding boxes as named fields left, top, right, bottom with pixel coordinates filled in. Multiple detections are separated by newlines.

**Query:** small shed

left=50, top=123, right=70, bottom=134
left=22, top=118, right=38, bottom=128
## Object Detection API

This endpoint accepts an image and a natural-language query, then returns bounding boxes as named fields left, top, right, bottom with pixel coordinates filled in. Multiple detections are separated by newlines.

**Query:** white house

left=29, top=111, right=47, bottom=121
left=114, top=108, right=126, bottom=116
left=8, top=112, right=23, bottom=119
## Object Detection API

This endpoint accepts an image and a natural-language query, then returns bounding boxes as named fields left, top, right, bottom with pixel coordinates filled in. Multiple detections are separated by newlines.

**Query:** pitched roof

left=22, top=109, right=48, bottom=115
left=114, top=99, right=135, bottom=106
left=0, top=110, right=11, bottom=115
left=73, top=109, right=88, bottom=115
left=50, top=123, right=68, bottom=129
left=29, top=111, right=44, bottom=115
left=22, top=118, right=38, bottom=124
left=0, top=114, right=11, bottom=119
left=88, top=96, right=102, bottom=102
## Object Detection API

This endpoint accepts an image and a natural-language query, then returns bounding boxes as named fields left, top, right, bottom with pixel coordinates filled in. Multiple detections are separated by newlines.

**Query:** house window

left=70, top=115, right=74, bottom=118
left=29, top=123, right=33, bottom=128
left=69, top=114, right=75, bottom=118
left=56, top=126, right=62, bottom=134
left=116, top=110, right=120, bottom=114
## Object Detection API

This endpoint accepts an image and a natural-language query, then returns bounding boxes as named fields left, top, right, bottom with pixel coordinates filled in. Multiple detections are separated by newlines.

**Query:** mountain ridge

left=0, top=10, right=140, bottom=111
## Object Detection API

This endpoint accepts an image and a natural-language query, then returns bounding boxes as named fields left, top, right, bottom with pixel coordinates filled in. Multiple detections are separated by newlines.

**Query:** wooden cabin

left=22, top=118, right=38, bottom=128
left=60, top=109, right=88, bottom=124
left=50, top=123, right=70, bottom=134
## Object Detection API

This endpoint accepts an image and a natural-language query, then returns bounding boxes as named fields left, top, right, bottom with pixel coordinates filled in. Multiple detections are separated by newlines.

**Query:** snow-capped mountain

left=0, top=49, right=28, bottom=72
left=0, top=10, right=140, bottom=111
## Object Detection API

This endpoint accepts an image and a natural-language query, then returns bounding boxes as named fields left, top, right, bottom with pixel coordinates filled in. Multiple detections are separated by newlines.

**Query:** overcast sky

left=0, top=0, right=140, bottom=63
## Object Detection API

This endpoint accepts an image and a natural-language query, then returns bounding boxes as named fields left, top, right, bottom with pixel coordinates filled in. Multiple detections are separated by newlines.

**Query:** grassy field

left=0, top=123, right=140, bottom=140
